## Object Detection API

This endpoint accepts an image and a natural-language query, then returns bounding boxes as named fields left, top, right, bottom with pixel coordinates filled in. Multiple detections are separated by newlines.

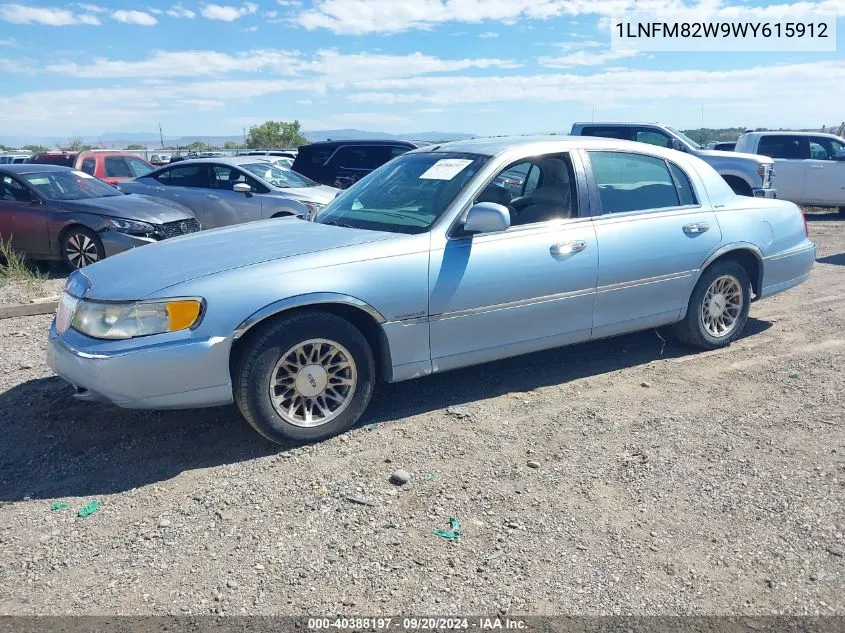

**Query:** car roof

left=414, top=134, right=677, bottom=158
left=153, top=156, right=278, bottom=167
left=742, top=131, right=842, bottom=139
left=572, top=122, right=669, bottom=128
left=0, top=164, right=73, bottom=174
left=301, top=139, right=424, bottom=149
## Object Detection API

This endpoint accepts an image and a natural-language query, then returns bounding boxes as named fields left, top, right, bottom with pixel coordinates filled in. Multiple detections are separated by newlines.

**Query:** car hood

left=55, top=193, right=194, bottom=224
left=698, top=149, right=773, bottom=164
left=78, top=217, right=399, bottom=300
left=268, top=184, right=339, bottom=205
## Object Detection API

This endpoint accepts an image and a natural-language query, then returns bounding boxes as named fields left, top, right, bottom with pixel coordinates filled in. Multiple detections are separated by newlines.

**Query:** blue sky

left=0, top=0, right=843, bottom=138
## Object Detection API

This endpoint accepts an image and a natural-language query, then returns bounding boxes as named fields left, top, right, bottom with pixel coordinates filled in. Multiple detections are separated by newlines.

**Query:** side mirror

left=233, top=182, right=252, bottom=194
left=463, top=202, right=511, bottom=235
left=670, top=139, right=686, bottom=152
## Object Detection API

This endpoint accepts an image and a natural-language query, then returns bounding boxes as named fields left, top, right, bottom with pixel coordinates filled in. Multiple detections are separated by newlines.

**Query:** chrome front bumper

left=47, top=324, right=234, bottom=410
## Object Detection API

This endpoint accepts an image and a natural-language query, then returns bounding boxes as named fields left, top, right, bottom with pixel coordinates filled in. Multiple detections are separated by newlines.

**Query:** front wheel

left=61, top=227, right=104, bottom=269
left=672, top=260, right=751, bottom=350
left=234, top=311, right=376, bottom=445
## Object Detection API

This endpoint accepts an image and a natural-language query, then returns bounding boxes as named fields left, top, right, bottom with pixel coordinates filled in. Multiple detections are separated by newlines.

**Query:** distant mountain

left=0, top=128, right=476, bottom=149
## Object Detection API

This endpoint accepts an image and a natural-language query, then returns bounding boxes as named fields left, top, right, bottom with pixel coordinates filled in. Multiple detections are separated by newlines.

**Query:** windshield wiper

left=321, top=220, right=357, bottom=229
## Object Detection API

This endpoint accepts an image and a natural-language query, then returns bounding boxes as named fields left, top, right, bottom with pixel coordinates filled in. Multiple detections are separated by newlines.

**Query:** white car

left=735, top=131, right=845, bottom=213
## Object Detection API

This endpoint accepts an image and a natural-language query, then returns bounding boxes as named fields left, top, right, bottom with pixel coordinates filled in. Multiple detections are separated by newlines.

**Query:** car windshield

left=240, top=163, right=318, bottom=188
left=23, top=170, right=122, bottom=200
left=314, top=152, right=488, bottom=234
left=125, top=156, right=154, bottom=177
left=668, top=127, right=702, bottom=150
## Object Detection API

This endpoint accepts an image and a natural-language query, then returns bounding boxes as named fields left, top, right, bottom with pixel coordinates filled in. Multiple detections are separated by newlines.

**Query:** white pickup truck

left=734, top=131, right=845, bottom=214
left=570, top=122, right=776, bottom=198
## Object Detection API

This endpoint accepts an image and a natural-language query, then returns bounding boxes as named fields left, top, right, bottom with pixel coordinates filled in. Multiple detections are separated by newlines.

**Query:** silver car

left=120, top=157, right=339, bottom=230
left=48, top=136, right=815, bottom=445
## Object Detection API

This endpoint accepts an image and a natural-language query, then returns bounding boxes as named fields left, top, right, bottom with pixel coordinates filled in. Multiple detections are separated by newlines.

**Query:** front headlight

left=70, top=298, right=203, bottom=339
left=103, top=217, right=156, bottom=237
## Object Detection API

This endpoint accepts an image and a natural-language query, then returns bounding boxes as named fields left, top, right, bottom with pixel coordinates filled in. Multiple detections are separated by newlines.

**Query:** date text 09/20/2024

left=307, top=618, right=527, bottom=630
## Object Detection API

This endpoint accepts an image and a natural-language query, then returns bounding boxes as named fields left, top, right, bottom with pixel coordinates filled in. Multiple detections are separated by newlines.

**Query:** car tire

left=234, top=310, right=376, bottom=445
left=672, top=259, right=751, bottom=350
left=61, top=226, right=104, bottom=269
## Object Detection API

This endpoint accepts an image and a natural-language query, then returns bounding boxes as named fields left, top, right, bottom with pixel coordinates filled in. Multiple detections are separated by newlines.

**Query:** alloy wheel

left=268, top=338, right=357, bottom=427
left=700, top=274, right=743, bottom=338
left=65, top=232, right=100, bottom=268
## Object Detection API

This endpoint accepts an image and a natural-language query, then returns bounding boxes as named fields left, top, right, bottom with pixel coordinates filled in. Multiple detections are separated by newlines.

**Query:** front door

left=151, top=163, right=210, bottom=222
left=0, top=175, right=49, bottom=257
left=205, top=164, right=266, bottom=228
left=428, top=152, right=598, bottom=373
left=804, top=136, right=845, bottom=206
left=583, top=149, right=722, bottom=339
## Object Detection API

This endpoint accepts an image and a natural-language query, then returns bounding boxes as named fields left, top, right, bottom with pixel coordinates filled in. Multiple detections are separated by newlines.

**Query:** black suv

left=292, top=140, right=428, bottom=189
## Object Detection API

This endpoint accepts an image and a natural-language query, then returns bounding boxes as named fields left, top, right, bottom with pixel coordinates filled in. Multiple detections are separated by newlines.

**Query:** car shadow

left=0, top=318, right=772, bottom=502
left=804, top=209, right=843, bottom=222
left=817, top=253, right=845, bottom=266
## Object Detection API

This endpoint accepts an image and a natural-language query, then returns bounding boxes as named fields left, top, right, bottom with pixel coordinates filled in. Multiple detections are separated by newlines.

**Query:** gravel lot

left=0, top=213, right=843, bottom=616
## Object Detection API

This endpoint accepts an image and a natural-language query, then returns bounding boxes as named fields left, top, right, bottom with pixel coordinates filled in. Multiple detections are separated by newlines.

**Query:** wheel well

left=722, top=175, right=752, bottom=196
left=229, top=303, right=391, bottom=383
left=708, top=249, right=762, bottom=298
left=270, top=212, right=293, bottom=218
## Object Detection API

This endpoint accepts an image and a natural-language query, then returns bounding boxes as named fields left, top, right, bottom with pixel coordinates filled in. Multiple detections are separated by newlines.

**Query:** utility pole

left=159, top=123, right=165, bottom=150
left=242, top=127, right=247, bottom=151
left=700, top=104, right=705, bottom=145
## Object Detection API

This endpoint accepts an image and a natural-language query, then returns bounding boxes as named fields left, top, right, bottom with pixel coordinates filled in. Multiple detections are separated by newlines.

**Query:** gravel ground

left=0, top=213, right=843, bottom=616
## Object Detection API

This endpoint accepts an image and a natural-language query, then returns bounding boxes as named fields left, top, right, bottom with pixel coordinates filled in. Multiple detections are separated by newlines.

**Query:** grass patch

left=0, top=236, right=47, bottom=283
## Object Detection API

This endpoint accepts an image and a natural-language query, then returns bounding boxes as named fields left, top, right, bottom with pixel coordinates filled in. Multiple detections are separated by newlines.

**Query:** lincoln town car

left=48, top=137, right=816, bottom=444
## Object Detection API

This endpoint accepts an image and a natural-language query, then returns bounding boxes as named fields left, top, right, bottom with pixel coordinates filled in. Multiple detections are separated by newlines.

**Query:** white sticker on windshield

left=419, top=159, right=473, bottom=181
left=72, top=170, right=94, bottom=179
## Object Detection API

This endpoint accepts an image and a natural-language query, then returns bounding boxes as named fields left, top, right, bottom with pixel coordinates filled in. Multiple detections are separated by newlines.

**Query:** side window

left=209, top=165, right=267, bottom=193
left=80, top=158, right=96, bottom=175
left=388, top=146, right=410, bottom=159
left=757, top=135, right=809, bottom=160
left=580, top=126, right=634, bottom=141
left=635, top=129, right=672, bottom=148
left=124, top=156, right=153, bottom=178
left=1, top=176, right=34, bottom=203
left=332, top=146, right=386, bottom=170
left=809, top=136, right=845, bottom=160
left=668, top=163, right=697, bottom=206
left=588, top=151, right=680, bottom=214
left=308, top=147, right=334, bottom=165
left=104, top=156, right=132, bottom=178
left=475, top=153, right=577, bottom=226
left=154, top=164, right=209, bottom=188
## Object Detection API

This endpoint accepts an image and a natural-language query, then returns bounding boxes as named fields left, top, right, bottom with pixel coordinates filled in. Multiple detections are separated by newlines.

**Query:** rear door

left=148, top=163, right=211, bottom=219
left=583, top=149, right=722, bottom=339
left=756, top=135, right=809, bottom=203
left=804, top=136, right=845, bottom=205
left=0, top=174, right=50, bottom=256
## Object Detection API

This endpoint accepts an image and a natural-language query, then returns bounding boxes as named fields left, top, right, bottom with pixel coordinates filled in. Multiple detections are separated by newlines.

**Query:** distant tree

left=64, top=136, right=86, bottom=151
left=22, top=144, right=48, bottom=153
left=246, top=120, right=308, bottom=149
left=223, top=140, right=239, bottom=150
left=187, top=141, right=208, bottom=151
left=126, top=144, right=145, bottom=150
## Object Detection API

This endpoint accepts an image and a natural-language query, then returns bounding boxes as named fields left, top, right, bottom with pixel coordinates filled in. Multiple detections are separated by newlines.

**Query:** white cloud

left=479, top=31, right=499, bottom=38
left=243, top=25, right=259, bottom=31
left=201, top=2, right=259, bottom=21
left=167, top=4, right=196, bottom=18
left=148, top=7, right=163, bottom=15
left=112, top=10, right=158, bottom=25
left=538, top=49, right=640, bottom=67
left=292, top=0, right=845, bottom=34
left=47, top=48, right=520, bottom=80
left=0, top=37, right=17, bottom=45
left=75, top=3, right=106, bottom=12
left=0, top=4, right=101, bottom=25
left=0, top=57, right=33, bottom=72
left=277, top=0, right=302, bottom=5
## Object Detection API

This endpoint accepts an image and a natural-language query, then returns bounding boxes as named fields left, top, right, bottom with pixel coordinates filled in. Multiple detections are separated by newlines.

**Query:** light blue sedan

left=47, top=137, right=816, bottom=444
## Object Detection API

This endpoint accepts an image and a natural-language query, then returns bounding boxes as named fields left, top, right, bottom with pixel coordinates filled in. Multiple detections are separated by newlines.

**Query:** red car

left=27, top=151, right=154, bottom=186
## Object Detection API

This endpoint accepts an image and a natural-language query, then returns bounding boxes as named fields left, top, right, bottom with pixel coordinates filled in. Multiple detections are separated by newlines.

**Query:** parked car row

left=26, top=150, right=155, bottom=187
left=45, top=136, right=816, bottom=445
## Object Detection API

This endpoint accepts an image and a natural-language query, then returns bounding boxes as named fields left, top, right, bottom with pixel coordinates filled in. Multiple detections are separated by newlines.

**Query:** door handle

left=809, top=164, right=825, bottom=169
left=683, top=222, right=710, bottom=235
left=207, top=194, right=220, bottom=200
left=550, top=240, right=587, bottom=255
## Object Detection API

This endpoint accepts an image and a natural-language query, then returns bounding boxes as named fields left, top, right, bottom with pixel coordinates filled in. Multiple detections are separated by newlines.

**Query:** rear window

left=31, top=154, right=76, bottom=167
left=298, top=146, right=335, bottom=166
left=580, top=127, right=634, bottom=141
left=757, top=135, right=809, bottom=160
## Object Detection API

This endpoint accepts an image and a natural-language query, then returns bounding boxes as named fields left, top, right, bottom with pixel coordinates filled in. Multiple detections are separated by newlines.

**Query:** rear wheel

left=61, top=227, right=104, bottom=269
left=672, top=260, right=751, bottom=350
left=234, top=310, right=376, bottom=445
